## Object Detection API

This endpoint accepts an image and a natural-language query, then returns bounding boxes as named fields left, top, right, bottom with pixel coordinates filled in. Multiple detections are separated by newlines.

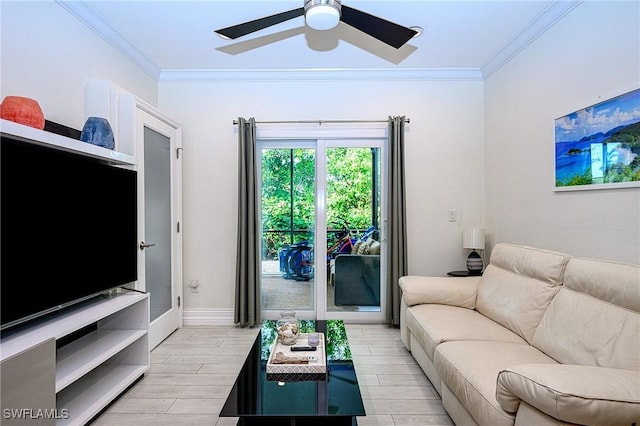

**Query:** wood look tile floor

left=91, top=324, right=453, bottom=426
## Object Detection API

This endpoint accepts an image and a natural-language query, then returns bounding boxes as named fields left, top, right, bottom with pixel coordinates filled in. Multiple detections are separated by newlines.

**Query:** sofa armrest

left=496, top=364, right=640, bottom=425
left=398, top=275, right=480, bottom=309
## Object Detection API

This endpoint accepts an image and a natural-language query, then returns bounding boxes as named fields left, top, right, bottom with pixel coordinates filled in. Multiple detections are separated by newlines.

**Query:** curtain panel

left=235, top=117, right=261, bottom=327
left=386, top=116, right=408, bottom=326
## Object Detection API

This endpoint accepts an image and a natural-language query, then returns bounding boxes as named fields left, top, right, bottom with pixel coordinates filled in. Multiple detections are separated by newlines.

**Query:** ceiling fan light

left=305, top=2, right=341, bottom=31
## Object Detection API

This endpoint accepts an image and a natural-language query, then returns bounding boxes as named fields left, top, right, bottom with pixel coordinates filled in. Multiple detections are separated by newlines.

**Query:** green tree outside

left=261, top=147, right=379, bottom=260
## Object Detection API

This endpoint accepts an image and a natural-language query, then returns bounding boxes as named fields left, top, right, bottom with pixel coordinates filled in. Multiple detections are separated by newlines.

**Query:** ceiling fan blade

left=340, top=5, right=417, bottom=49
left=215, top=8, right=304, bottom=40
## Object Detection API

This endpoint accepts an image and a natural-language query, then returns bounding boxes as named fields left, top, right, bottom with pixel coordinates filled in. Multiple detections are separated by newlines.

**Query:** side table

left=447, top=270, right=483, bottom=277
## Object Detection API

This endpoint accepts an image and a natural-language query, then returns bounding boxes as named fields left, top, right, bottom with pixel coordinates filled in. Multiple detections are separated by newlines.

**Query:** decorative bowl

left=0, top=96, right=45, bottom=129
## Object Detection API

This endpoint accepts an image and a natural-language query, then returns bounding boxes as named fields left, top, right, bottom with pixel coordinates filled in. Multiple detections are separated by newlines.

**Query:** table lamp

left=463, top=227, right=485, bottom=274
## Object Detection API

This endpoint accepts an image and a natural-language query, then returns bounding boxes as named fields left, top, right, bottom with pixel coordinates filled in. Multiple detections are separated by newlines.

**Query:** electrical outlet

left=448, top=209, right=458, bottom=222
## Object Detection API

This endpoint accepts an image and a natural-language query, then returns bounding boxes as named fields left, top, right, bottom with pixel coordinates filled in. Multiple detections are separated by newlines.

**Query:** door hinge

left=177, top=296, right=181, bottom=308
left=177, top=221, right=180, bottom=233
left=176, top=147, right=183, bottom=159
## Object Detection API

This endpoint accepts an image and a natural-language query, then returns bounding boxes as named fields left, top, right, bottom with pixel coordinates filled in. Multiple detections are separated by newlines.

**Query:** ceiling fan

left=215, top=0, right=418, bottom=49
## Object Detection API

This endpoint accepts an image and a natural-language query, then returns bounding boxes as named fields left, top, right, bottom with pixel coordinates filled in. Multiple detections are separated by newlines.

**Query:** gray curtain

left=235, top=117, right=261, bottom=327
left=386, top=116, right=408, bottom=326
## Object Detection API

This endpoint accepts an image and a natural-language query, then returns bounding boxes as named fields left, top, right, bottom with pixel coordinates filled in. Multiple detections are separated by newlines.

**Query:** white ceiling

left=56, top=0, right=582, bottom=81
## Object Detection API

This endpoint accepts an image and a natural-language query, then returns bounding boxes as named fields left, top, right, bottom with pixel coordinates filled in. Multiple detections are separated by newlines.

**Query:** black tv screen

left=1, top=135, right=138, bottom=330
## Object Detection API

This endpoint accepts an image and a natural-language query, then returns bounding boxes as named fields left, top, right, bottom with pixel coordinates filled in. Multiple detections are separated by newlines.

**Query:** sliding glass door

left=260, top=143, right=316, bottom=313
left=259, top=137, right=386, bottom=322
left=325, top=145, right=383, bottom=317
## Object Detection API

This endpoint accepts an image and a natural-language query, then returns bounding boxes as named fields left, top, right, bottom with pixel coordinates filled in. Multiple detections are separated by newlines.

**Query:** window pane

left=261, top=148, right=315, bottom=311
left=327, top=147, right=381, bottom=312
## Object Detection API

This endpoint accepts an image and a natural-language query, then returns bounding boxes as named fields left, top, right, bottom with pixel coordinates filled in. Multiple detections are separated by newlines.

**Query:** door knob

left=139, top=241, right=157, bottom=250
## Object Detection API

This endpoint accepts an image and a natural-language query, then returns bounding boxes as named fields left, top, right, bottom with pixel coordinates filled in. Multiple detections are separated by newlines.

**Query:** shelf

left=1, top=292, right=149, bottom=424
left=56, top=363, right=148, bottom=426
left=56, top=329, right=147, bottom=392
left=0, top=292, right=147, bottom=360
left=0, top=118, right=135, bottom=165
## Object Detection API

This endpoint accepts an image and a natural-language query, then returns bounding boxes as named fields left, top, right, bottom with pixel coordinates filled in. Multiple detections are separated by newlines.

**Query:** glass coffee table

left=220, top=320, right=365, bottom=425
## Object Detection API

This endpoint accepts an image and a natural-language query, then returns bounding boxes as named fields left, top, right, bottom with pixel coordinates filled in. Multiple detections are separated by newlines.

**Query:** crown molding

left=55, top=0, right=161, bottom=80
left=58, top=0, right=581, bottom=83
left=481, top=0, right=583, bottom=78
left=158, top=68, right=484, bottom=82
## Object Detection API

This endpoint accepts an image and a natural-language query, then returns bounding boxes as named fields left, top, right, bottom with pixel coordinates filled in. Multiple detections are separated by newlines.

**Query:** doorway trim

left=133, top=98, right=183, bottom=349
left=257, top=123, right=388, bottom=323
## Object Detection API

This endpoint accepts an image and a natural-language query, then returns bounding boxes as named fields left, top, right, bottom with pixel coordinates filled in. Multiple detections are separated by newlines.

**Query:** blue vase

left=80, top=117, right=115, bottom=150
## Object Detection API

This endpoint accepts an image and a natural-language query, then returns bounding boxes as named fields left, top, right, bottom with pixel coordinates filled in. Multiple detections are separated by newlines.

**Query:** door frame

left=135, top=101, right=183, bottom=349
left=257, top=123, right=388, bottom=322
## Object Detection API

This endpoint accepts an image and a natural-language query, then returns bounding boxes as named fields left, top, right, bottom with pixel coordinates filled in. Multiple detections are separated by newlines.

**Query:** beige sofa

left=399, top=243, right=640, bottom=426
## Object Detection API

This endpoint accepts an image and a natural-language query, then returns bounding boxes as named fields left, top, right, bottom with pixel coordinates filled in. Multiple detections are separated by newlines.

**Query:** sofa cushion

left=563, top=257, right=640, bottom=313
left=532, top=286, right=640, bottom=370
left=356, top=239, right=372, bottom=254
left=476, top=244, right=570, bottom=343
left=405, top=304, right=526, bottom=360
left=496, top=364, right=640, bottom=425
left=434, top=340, right=558, bottom=426
left=368, top=240, right=381, bottom=255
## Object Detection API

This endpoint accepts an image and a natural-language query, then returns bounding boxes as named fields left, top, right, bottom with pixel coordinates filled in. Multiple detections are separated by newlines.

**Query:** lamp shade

left=463, top=227, right=485, bottom=250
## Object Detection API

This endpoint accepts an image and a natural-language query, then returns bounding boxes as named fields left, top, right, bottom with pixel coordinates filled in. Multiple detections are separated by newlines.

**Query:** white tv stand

left=0, top=119, right=147, bottom=425
left=0, top=291, right=149, bottom=425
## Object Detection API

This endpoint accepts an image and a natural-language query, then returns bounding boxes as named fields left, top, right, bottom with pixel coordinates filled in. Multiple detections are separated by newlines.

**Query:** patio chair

left=333, top=254, right=380, bottom=306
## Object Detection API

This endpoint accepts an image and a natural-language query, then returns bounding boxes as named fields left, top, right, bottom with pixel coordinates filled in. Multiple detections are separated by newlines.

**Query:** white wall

left=5, top=0, right=636, bottom=318
left=158, top=79, right=485, bottom=310
left=0, top=0, right=485, bottom=317
left=0, top=1, right=157, bottom=130
left=485, top=1, right=640, bottom=263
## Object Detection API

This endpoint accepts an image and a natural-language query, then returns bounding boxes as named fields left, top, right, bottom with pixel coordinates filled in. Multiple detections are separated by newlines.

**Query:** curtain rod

left=233, top=118, right=410, bottom=125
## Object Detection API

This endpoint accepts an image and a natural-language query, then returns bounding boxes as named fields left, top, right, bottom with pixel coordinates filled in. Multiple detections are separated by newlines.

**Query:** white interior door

left=136, top=108, right=183, bottom=349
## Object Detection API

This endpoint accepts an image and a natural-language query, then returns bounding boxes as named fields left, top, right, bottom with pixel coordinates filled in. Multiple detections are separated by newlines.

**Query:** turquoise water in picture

left=555, top=141, right=592, bottom=183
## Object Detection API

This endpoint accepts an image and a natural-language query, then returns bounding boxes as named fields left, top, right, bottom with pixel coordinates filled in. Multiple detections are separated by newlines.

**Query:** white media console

left=1, top=291, right=149, bottom=425
left=0, top=119, right=148, bottom=425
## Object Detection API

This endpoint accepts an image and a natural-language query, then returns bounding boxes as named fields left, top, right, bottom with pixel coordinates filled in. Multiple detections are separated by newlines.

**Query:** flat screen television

left=1, top=134, right=138, bottom=331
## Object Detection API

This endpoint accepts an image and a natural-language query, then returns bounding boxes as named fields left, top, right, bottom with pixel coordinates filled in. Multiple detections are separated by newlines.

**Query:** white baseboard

left=183, top=308, right=235, bottom=326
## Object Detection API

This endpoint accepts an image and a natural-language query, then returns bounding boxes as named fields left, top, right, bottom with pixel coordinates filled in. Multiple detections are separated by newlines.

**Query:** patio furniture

left=333, top=254, right=380, bottom=306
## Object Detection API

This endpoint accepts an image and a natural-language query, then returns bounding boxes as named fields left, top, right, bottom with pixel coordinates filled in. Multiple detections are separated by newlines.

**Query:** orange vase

left=0, top=96, right=45, bottom=129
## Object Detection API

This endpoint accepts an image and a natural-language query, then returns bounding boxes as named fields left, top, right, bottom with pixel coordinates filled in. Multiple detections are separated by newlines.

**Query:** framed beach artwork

left=554, top=88, right=640, bottom=191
